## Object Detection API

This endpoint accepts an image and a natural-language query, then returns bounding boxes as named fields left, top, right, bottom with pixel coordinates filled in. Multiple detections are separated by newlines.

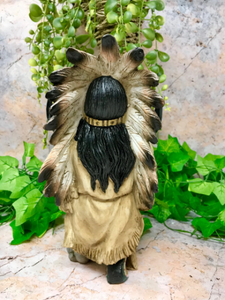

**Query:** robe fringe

left=64, top=216, right=143, bottom=266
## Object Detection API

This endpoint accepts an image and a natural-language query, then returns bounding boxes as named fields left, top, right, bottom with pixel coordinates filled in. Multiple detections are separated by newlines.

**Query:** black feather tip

left=38, top=167, right=54, bottom=183
left=66, top=47, right=84, bottom=65
left=145, top=152, right=155, bottom=169
left=130, top=48, right=144, bottom=63
left=46, top=89, right=62, bottom=101
left=49, top=71, right=65, bottom=86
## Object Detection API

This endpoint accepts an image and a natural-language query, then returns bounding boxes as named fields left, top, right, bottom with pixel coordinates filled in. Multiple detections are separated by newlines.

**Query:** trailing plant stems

left=119, top=0, right=127, bottom=48
left=164, top=222, right=225, bottom=243
left=138, top=0, right=144, bottom=47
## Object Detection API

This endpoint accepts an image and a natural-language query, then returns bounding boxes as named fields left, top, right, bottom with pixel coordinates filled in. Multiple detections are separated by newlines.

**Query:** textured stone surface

left=155, top=0, right=225, bottom=156
left=0, top=0, right=49, bottom=161
left=0, top=218, right=224, bottom=299
left=0, top=0, right=225, bottom=159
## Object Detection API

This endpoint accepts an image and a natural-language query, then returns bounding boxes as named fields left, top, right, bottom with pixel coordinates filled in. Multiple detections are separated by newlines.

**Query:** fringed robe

left=61, top=140, right=144, bottom=268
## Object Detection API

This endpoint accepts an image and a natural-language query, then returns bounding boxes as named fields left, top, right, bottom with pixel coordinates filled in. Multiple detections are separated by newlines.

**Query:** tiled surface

left=0, top=0, right=225, bottom=159
left=0, top=218, right=224, bottom=300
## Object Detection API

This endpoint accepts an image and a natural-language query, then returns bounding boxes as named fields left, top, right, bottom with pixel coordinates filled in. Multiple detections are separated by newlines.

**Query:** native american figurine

left=38, top=35, right=164, bottom=284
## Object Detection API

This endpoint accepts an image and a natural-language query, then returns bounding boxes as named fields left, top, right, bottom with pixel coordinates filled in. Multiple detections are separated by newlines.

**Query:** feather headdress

left=38, top=35, right=164, bottom=210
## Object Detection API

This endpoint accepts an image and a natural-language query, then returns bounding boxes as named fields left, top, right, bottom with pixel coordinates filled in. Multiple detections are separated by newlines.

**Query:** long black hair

left=75, top=76, right=135, bottom=193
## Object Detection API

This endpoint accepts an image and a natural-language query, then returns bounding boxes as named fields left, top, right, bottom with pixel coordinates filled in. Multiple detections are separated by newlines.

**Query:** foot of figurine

left=107, top=258, right=128, bottom=284
left=67, top=248, right=89, bottom=264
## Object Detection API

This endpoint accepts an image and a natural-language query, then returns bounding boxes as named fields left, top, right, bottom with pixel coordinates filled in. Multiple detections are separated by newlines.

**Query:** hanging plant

left=25, top=0, right=170, bottom=118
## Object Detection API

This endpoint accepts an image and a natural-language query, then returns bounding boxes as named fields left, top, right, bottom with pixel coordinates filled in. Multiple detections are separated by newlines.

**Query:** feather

left=50, top=89, right=83, bottom=116
left=38, top=136, right=70, bottom=183
left=113, top=48, right=145, bottom=80
left=133, top=161, right=158, bottom=210
left=98, top=35, right=121, bottom=73
left=66, top=48, right=101, bottom=75
left=99, top=34, right=120, bottom=63
left=123, top=69, right=159, bottom=88
left=132, top=97, right=162, bottom=133
left=49, top=68, right=71, bottom=86
left=126, top=107, right=158, bottom=144
left=128, top=132, right=156, bottom=170
left=133, top=86, right=165, bottom=108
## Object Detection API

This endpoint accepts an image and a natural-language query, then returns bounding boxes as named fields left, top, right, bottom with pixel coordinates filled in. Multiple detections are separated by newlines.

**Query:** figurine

left=38, top=35, right=164, bottom=284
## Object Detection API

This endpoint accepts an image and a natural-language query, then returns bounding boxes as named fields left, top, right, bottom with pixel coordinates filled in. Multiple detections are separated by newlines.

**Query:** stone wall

left=0, top=0, right=224, bottom=161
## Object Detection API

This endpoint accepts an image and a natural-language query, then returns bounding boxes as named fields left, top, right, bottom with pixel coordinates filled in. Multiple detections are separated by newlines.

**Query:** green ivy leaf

left=26, top=156, right=43, bottom=173
left=192, top=218, right=221, bottom=238
left=0, top=156, right=19, bottom=174
left=0, top=168, right=19, bottom=192
left=167, top=151, right=189, bottom=172
left=30, top=211, right=51, bottom=237
left=10, top=176, right=31, bottom=199
left=181, top=191, right=201, bottom=210
left=169, top=204, right=189, bottom=221
left=13, top=189, right=45, bottom=226
left=182, top=141, right=196, bottom=160
left=0, top=208, right=15, bottom=225
left=10, top=220, right=34, bottom=245
left=157, top=135, right=180, bottom=155
left=143, top=217, right=152, bottom=234
left=149, top=204, right=171, bottom=223
left=188, top=178, right=214, bottom=196
left=212, top=182, right=225, bottom=205
left=22, top=142, right=35, bottom=165
left=215, top=157, right=225, bottom=170
left=0, top=191, right=13, bottom=205
left=196, top=154, right=218, bottom=176
left=216, top=210, right=225, bottom=226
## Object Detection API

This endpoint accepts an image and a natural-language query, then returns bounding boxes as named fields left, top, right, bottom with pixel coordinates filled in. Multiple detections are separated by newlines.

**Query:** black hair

left=84, top=76, right=127, bottom=120
left=75, top=76, right=135, bottom=193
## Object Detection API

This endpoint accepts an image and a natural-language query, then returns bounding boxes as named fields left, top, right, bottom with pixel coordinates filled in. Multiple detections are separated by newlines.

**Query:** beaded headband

left=83, top=112, right=127, bottom=127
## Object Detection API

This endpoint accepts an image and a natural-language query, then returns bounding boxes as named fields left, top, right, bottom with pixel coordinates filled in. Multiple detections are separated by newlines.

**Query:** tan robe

left=61, top=140, right=144, bottom=268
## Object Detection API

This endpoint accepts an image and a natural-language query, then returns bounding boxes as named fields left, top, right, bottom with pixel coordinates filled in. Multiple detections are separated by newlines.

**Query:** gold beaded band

left=83, top=113, right=126, bottom=127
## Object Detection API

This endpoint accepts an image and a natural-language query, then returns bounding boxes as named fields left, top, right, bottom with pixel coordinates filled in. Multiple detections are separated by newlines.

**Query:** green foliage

left=1, top=136, right=225, bottom=243
left=142, top=135, right=225, bottom=240
left=0, top=143, right=64, bottom=244
left=26, top=0, right=170, bottom=124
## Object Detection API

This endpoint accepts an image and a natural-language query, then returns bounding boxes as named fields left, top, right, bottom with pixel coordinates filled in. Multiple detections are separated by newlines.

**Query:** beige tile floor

left=0, top=218, right=224, bottom=300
